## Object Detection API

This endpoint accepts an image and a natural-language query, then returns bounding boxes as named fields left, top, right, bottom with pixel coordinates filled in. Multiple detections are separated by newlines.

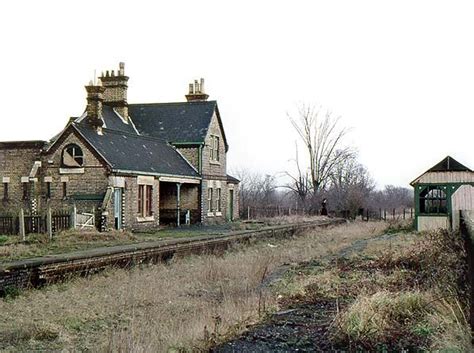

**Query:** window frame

left=138, top=184, right=153, bottom=218
left=3, top=182, right=8, bottom=201
left=419, top=185, right=448, bottom=215
left=207, top=187, right=213, bottom=212
left=210, top=135, right=220, bottom=162
left=216, top=187, right=221, bottom=213
left=61, top=143, right=84, bottom=168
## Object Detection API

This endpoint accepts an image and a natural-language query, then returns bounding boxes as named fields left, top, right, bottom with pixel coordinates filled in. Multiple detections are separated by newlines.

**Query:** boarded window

left=138, top=184, right=153, bottom=217
left=62, top=144, right=84, bottom=167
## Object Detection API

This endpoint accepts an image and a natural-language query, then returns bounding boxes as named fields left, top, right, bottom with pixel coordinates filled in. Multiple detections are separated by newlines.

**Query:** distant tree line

left=233, top=103, right=413, bottom=218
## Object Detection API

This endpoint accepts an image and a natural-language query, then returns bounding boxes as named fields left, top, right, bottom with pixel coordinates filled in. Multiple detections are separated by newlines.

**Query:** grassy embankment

left=274, top=224, right=470, bottom=351
left=0, top=220, right=384, bottom=351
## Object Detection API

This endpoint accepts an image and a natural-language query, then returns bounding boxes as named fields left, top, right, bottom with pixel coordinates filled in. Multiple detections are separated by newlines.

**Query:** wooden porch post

left=176, top=183, right=181, bottom=227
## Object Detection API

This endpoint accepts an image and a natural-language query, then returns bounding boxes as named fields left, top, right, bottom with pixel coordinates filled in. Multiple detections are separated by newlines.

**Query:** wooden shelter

left=410, top=156, right=474, bottom=231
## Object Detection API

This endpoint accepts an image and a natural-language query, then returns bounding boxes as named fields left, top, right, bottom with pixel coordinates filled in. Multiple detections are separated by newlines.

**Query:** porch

left=159, top=178, right=200, bottom=226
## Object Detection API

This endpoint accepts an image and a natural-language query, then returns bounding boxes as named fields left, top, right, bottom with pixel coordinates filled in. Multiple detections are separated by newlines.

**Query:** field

left=0, top=220, right=470, bottom=351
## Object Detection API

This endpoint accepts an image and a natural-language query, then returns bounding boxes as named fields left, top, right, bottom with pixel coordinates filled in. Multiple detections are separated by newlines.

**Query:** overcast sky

left=0, top=1, right=472, bottom=189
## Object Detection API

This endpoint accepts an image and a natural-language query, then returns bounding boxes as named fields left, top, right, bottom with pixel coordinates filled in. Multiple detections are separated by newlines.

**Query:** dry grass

left=0, top=230, right=137, bottom=261
left=0, top=221, right=386, bottom=352
left=0, top=216, right=330, bottom=262
left=329, top=229, right=471, bottom=351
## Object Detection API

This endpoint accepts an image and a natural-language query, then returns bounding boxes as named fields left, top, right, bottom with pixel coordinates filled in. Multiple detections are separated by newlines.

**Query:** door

left=114, top=188, right=122, bottom=230
left=228, top=189, right=234, bottom=221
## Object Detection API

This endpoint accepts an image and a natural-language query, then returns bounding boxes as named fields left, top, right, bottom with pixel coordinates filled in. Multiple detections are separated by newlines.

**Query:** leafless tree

left=286, top=104, right=355, bottom=209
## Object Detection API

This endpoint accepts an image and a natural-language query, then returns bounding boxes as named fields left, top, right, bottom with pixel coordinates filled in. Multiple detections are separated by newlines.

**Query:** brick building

left=0, top=63, right=239, bottom=231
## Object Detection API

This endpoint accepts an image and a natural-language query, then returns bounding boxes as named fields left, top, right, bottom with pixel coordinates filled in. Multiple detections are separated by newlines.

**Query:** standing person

left=321, top=198, right=328, bottom=216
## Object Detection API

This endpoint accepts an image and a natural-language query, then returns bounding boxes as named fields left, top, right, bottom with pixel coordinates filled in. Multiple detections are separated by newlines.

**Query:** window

left=419, top=186, right=447, bottom=214
left=210, top=135, right=220, bottom=162
left=3, top=183, right=8, bottom=200
left=62, top=182, right=67, bottom=199
left=138, top=184, right=153, bottom=217
left=207, top=188, right=213, bottom=212
left=22, top=182, right=29, bottom=200
left=46, top=182, right=51, bottom=199
left=62, top=144, right=84, bottom=168
left=216, top=188, right=221, bottom=213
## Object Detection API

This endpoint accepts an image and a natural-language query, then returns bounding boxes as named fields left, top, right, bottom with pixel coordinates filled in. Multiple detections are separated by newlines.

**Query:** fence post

left=72, top=203, right=77, bottom=229
left=384, top=209, right=387, bottom=221
left=410, top=208, right=413, bottom=219
left=247, top=206, right=250, bottom=220
left=379, top=208, right=382, bottom=220
left=47, top=206, right=53, bottom=240
left=19, top=208, right=25, bottom=241
left=392, top=208, right=395, bottom=220
left=403, top=209, right=406, bottom=220
left=366, top=209, right=369, bottom=222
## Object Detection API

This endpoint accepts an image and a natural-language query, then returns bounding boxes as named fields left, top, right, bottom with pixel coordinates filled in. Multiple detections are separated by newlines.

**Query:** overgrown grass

left=329, top=229, right=471, bottom=351
left=0, top=221, right=386, bottom=351
left=0, top=216, right=329, bottom=262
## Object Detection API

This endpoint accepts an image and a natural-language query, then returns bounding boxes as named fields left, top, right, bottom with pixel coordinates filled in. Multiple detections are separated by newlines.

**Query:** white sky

left=0, top=1, right=473, bottom=189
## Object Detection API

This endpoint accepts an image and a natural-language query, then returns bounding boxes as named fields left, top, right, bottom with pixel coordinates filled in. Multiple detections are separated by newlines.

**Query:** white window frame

left=207, top=187, right=214, bottom=216
left=215, top=188, right=222, bottom=215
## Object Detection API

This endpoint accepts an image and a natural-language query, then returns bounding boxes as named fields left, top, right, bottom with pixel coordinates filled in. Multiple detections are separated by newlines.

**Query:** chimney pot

left=119, top=62, right=125, bottom=75
left=189, top=83, right=194, bottom=94
left=200, top=78, right=205, bottom=93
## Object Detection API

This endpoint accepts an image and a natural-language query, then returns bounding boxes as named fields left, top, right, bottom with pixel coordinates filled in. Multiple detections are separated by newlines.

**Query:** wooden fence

left=0, top=211, right=71, bottom=236
left=242, top=206, right=414, bottom=221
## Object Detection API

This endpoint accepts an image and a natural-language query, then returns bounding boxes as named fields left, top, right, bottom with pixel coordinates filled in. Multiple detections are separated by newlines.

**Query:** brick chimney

left=85, top=79, right=105, bottom=133
left=100, top=62, right=129, bottom=120
left=185, top=78, right=209, bottom=102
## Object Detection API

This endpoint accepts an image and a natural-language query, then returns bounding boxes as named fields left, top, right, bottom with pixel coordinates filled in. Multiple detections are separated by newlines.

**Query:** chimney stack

left=185, top=78, right=209, bottom=102
left=85, top=79, right=106, bottom=133
left=100, top=62, right=129, bottom=121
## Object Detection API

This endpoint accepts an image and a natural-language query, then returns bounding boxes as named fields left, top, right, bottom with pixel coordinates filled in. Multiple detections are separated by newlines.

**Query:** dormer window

left=62, top=144, right=84, bottom=168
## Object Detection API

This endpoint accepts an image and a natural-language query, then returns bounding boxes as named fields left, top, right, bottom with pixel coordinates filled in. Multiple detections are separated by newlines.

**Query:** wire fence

left=241, top=206, right=414, bottom=221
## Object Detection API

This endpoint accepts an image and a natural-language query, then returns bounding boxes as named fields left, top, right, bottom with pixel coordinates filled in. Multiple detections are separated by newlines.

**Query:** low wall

left=0, top=219, right=345, bottom=294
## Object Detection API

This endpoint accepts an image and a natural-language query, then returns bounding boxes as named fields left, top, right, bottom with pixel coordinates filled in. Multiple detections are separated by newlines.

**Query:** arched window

left=419, top=186, right=447, bottom=214
left=62, top=144, right=84, bottom=168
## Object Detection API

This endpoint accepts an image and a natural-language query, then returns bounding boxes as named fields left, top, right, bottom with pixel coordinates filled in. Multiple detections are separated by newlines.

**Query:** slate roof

left=129, top=101, right=221, bottom=145
left=428, top=156, right=471, bottom=172
left=73, top=123, right=199, bottom=178
left=227, top=174, right=240, bottom=184
left=101, top=105, right=138, bottom=135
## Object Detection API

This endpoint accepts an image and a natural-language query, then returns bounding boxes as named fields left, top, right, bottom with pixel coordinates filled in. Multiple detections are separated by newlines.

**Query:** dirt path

left=213, top=232, right=400, bottom=352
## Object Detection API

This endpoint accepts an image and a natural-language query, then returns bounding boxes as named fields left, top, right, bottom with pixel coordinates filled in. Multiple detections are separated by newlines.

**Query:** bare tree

left=286, top=104, right=355, bottom=209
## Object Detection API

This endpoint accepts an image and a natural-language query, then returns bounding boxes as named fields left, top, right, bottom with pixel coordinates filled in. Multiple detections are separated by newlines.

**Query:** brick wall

left=122, top=175, right=160, bottom=232
left=41, top=131, right=109, bottom=216
left=177, top=147, right=199, bottom=171
left=0, top=145, right=42, bottom=215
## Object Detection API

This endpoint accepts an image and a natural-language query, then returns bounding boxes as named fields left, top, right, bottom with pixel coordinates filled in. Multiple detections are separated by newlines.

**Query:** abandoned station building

left=411, top=156, right=474, bottom=232
left=0, top=63, right=239, bottom=231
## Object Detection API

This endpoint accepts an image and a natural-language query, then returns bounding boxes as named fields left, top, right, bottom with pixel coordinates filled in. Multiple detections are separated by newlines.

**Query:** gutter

left=111, top=168, right=201, bottom=181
